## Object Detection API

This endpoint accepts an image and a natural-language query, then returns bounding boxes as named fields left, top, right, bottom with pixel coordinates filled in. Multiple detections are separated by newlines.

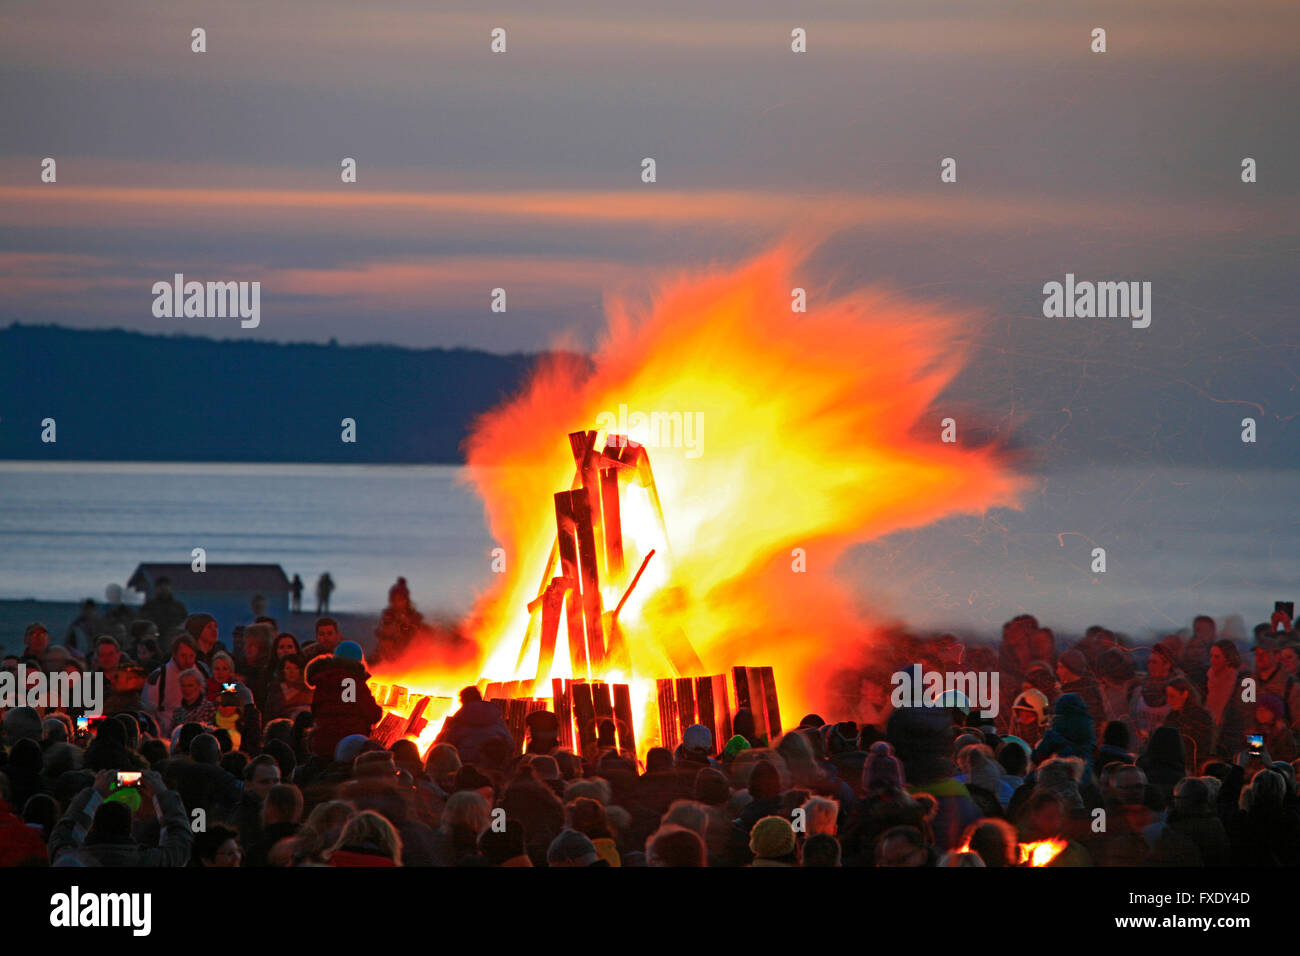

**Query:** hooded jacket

left=305, top=655, right=384, bottom=760
left=1032, top=694, right=1097, bottom=764
left=434, top=700, right=515, bottom=767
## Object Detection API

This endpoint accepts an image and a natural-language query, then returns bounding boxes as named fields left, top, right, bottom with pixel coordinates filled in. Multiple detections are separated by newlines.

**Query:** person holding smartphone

left=1250, top=695, right=1297, bottom=762
left=48, top=769, right=193, bottom=866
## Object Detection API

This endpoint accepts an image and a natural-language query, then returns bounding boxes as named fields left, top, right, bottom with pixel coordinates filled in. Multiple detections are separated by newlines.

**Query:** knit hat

left=694, top=767, right=730, bottom=806
left=105, top=783, right=143, bottom=814
left=749, top=815, right=796, bottom=859
left=799, top=714, right=826, bottom=729
left=722, top=734, right=751, bottom=760
left=334, top=733, right=370, bottom=764
left=1059, top=649, right=1090, bottom=678
left=183, top=613, right=216, bottom=642
left=862, top=740, right=904, bottom=790
left=334, top=641, right=364, bottom=662
left=682, top=723, right=713, bottom=754
left=547, top=829, right=598, bottom=866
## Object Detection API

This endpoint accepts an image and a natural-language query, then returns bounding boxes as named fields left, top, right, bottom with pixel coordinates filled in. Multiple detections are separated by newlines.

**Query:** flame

left=1019, top=838, right=1068, bottom=866
left=372, top=243, right=1023, bottom=757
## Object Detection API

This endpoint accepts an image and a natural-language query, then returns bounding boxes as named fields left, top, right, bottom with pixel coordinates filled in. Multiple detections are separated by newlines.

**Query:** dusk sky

left=2, top=0, right=1297, bottom=463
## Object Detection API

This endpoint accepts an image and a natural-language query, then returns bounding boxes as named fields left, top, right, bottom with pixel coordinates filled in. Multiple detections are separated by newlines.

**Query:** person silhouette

left=315, top=573, right=335, bottom=614
left=290, top=574, right=304, bottom=613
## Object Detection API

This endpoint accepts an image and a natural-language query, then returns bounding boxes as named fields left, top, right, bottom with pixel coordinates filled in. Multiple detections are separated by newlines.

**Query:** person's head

left=749, top=815, right=797, bottom=863
left=245, top=755, right=282, bottom=799
left=682, top=723, right=713, bottom=760
left=193, top=825, right=242, bottom=867
left=1056, top=649, right=1089, bottom=684
left=274, top=633, right=300, bottom=659
left=565, top=796, right=610, bottom=838
left=89, top=799, right=133, bottom=843
left=43, top=715, right=70, bottom=744
left=1165, top=677, right=1197, bottom=711
left=94, top=636, right=122, bottom=671
left=185, top=614, right=219, bottom=652
left=1108, top=763, right=1147, bottom=805
left=155, top=577, right=173, bottom=599
left=178, top=667, right=205, bottom=705
left=328, top=810, right=402, bottom=865
left=1242, top=768, right=1285, bottom=814
left=277, top=653, right=305, bottom=685
left=801, top=833, right=842, bottom=867
left=1193, top=615, right=1216, bottom=643
left=242, top=624, right=274, bottom=665
left=191, top=733, right=221, bottom=765
left=547, top=829, right=599, bottom=867
left=1148, top=646, right=1173, bottom=679
left=1026, top=790, right=1065, bottom=837
left=210, top=651, right=235, bottom=684
left=876, top=826, right=929, bottom=867
left=1254, top=638, right=1277, bottom=674
left=1281, top=645, right=1300, bottom=677
left=1172, top=777, right=1210, bottom=814
left=442, top=790, right=491, bottom=836
left=646, top=824, right=706, bottom=867
left=661, top=800, right=708, bottom=839
left=170, top=635, right=198, bottom=671
left=961, top=818, right=1018, bottom=867
left=23, top=622, right=49, bottom=656
left=250, top=594, right=268, bottom=617
left=1210, top=639, right=1241, bottom=675
left=799, top=796, right=839, bottom=837
left=459, top=685, right=483, bottom=706
left=314, top=618, right=341, bottom=652
left=996, top=739, right=1029, bottom=777
left=1255, top=695, right=1286, bottom=728
left=263, top=783, right=304, bottom=825
left=424, top=744, right=462, bottom=788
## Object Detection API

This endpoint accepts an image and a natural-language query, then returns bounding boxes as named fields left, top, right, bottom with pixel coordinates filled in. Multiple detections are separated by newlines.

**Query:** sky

left=1, top=0, right=1297, bottom=464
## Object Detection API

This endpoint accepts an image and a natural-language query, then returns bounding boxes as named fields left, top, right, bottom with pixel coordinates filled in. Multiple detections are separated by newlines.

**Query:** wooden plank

left=554, top=491, right=588, bottom=678
left=571, top=681, right=599, bottom=760
left=371, top=713, right=406, bottom=748
left=388, top=685, right=409, bottom=711
left=506, top=699, right=528, bottom=750
left=712, top=674, right=732, bottom=744
left=571, top=490, right=607, bottom=670
left=656, top=678, right=680, bottom=751
left=676, top=676, right=696, bottom=744
left=695, top=676, right=715, bottom=749
left=745, top=668, right=770, bottom=743
left=403, top=696, right=431, bottom=737
left=600, top=466, right=624, bottom=581
left=758, top=666, right=782, bottom=739
left=612, top=683, right=636, bottom=756
left=534, top=577, right=564, bottom=684
left=552, top=678, right=574, bottom=751
left=732, top=666, right=751, bottom=712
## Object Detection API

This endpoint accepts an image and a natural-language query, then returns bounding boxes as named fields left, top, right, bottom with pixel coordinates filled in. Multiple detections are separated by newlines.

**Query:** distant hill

left=0, top=324, right=568, bottom=463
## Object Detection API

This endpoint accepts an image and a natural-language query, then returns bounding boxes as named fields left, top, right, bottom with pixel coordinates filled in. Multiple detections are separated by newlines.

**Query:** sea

left=0, top=461, right=1295, bottom=643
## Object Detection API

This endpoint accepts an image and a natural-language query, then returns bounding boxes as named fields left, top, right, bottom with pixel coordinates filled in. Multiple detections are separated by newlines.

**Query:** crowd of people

left=2, top=597, right=1299, bottom=867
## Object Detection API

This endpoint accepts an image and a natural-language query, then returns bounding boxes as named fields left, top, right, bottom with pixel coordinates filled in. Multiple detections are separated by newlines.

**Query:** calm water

left=0, top=461, right=1295, bottom=639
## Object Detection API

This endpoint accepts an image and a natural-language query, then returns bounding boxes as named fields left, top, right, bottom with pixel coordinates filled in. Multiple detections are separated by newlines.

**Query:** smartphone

left=75, top=716, right=90, bottom=732
left=222, top=682, right=237, bottom=693
left=1247, top=734, right=1264, bottom=750
left=1276, top=601, right=1295, bottom=618
left=116, top=771, right=143, bottom=788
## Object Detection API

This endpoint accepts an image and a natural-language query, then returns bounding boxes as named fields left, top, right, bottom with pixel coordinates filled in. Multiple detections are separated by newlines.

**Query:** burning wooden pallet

left=656, top=666, right=781, bottom=751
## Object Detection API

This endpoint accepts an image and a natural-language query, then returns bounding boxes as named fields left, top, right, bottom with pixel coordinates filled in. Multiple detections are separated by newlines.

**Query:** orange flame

left=373, top=243, right=1023, bottom=752
left=1019, top=838, right=1068, bottom=866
